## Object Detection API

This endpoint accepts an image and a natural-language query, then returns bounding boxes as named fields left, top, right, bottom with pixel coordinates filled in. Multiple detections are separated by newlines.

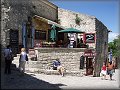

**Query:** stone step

left=25, top=64, right=43, bottom=68
left=12, top=60, right=81, bottom=71
left=12, top=61, right=80, bottom=71
left=25, top=68, right=86, bottom=77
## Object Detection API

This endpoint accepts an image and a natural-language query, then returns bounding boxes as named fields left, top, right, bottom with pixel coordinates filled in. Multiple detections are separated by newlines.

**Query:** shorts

left=100, top=70, right=107, bottom=75
left=57, top=66, right=62, bottom=70
left=107, top=70, right=114, bottom=75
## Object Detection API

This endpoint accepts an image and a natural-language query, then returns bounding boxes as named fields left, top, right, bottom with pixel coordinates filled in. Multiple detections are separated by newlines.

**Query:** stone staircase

left=12, top=53, right=86, bottom=77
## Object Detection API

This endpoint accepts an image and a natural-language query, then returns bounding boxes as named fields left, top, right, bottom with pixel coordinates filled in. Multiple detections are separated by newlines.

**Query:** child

left=100, top=62, right=107, bottom=80
left=19, top=48, right=28, bottom=74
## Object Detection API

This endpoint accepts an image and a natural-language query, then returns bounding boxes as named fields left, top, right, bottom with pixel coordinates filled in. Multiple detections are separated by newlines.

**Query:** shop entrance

left=86, top=57, right=93, bottom=75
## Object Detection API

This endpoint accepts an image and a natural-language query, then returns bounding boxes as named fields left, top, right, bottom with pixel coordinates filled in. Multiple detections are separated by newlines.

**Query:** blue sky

left=49, top=0, right=119, bottom=42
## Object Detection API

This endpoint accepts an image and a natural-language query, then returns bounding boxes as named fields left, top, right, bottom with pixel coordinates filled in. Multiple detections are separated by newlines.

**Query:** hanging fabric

left=22, top=22, right=26, bottom=48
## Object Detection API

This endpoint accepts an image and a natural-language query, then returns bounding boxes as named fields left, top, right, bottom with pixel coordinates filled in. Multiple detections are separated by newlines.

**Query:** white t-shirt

left=20, top=52, right=27, bottom=61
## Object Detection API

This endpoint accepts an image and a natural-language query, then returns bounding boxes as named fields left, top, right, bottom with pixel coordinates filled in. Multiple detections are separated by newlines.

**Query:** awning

left=33, top=15, right=48, bottom=23
left=33, top=15, right=66, bottom=29
left=47, top=20, right=66, bottom=29
left=58, top=28, right=84, bottom=33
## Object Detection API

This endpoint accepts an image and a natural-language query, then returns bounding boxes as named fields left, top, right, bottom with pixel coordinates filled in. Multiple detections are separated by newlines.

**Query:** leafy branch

left=75, top=14, right=81, bottom=25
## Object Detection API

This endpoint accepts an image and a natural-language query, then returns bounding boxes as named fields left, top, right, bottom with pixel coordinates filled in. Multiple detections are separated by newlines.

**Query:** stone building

left=1, top=0, right=64, bottom=54
left=58, top=8, right=109, bottom=76
left=1, top=0, right=110, bottom=77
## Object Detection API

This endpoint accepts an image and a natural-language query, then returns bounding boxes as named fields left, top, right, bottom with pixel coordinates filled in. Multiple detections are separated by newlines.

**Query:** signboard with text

left=85, top=33, right=95, bottom=43
left=84, top=49, right=96, bottom=57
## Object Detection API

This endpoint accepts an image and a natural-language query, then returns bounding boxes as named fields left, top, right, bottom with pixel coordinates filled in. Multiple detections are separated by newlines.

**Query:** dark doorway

left=86, top=57, right=93, bottom=75
left=9, top=29, right=19, bottom=56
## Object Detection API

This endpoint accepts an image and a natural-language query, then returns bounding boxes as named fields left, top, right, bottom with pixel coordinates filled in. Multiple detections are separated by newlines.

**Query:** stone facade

left=58, top=8, right=96, bottom=48
left=1, top=0, right=109, bottom=77
left=58, top=8, right=109, bottom=76
left=36, top=48, right=85, bottom=71
left=94, top=18, right=108, bottom=76
left=1, top=0, right=58, bottom=47
left=1, top=0, right=58, bottom=78
left=12, top=48, right=87, bottom=76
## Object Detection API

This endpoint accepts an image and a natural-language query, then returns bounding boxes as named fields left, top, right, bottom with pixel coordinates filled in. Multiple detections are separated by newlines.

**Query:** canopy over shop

left=23, top=15, right=66, bottom=48
left=22, top=15, right=87, bottom=49
left=58, top=28, right=85, bottom=48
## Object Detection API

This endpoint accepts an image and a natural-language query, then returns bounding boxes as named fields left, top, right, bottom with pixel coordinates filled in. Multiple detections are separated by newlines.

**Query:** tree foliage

left=108, top=35, right=120, bottom=57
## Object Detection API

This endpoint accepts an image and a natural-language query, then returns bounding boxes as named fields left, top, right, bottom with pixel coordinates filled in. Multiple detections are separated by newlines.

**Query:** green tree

left=114, top=35, right=120, bottom=57
left=108, top=35, right=120, bottom=68
left=108, top=35, right=120, bottom=57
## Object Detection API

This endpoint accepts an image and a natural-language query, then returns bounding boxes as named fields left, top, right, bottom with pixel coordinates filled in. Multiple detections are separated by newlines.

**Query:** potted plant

left=75, top=14, right=81, bottom=25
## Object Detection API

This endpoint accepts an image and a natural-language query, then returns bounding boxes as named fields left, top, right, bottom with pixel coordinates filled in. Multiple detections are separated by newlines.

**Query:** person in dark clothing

left=107, top=61, right=115, bottom=80
left=80, top=54, right=85, bottom=69
left=53, top=59, right=61, bottom=70
left=53, top=59, right=65, bottom=76
left=4, top=45, right=13, bottom=74
left=80, top=38, right=83, bottom=43
left=73, top=41, right=76, bottom=48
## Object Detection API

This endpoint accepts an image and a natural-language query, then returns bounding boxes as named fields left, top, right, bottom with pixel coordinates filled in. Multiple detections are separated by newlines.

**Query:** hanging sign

left=84, top=49, right=96, bottom=57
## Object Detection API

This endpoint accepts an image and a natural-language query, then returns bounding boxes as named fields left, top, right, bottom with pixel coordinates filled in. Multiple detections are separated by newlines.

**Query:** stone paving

left=1, top=63, right=120, bottom=89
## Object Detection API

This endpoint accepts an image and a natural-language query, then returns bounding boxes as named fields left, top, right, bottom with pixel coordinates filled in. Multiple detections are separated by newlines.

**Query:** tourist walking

left=19, top=48, right=28, bottom=74
left=100, top=62, right=107, bottom=80
left=4, top=45, right=13, bottom=74
left=107, top=61, right=115, bottom=80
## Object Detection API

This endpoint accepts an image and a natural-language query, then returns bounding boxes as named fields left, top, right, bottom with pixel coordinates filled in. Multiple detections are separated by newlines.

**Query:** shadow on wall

left=1, top=63, right=67, bottom=89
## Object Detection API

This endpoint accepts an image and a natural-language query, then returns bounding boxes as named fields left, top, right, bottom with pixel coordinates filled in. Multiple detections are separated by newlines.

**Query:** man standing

left=107, top=61, right=115, bottom=80
left=80, top=54, right=85, bottom=69
left=4, top=45, right=12, bottom=74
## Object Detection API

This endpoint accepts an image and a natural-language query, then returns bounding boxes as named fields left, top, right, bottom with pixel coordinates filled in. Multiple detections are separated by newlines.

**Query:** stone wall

left=1, top=0, right=58, bottom=45
left=58, top=8, right=109, bottom=76
left=58, top=8, right=96, bottom=48
left=94, top=18, right=108, bottom=76
left=35, top=48, right=86, bottom=71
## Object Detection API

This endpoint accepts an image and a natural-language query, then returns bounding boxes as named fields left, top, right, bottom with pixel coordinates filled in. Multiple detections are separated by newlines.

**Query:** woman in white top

left=19, top=48, right=28, bottom=73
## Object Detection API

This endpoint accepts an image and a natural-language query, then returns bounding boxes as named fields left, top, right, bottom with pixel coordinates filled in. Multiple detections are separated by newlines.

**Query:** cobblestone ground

left=1, top=63, right=120, bottom=89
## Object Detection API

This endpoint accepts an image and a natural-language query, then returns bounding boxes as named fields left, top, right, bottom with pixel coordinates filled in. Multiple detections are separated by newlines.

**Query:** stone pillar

left=1, top=1, right=11, bottom=88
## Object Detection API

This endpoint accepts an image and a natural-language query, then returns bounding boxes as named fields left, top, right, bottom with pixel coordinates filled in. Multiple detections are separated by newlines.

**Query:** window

left=35, top=30, right=46, bottom=40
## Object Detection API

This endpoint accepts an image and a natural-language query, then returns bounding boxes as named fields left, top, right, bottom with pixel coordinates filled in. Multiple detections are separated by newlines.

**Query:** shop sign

left=84, top=33, right=95, bottom=43
left=84, top=49, right=96, bottom=57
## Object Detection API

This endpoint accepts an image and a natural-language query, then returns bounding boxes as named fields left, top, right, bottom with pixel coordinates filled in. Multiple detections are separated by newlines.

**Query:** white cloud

left=108, top=32, right=119, bottom=42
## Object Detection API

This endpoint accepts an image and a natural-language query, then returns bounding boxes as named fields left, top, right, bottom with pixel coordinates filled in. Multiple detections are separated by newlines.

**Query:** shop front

left=22, top=15, right=66, bottom=50
left=84, top=49, right=96, bottom=75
